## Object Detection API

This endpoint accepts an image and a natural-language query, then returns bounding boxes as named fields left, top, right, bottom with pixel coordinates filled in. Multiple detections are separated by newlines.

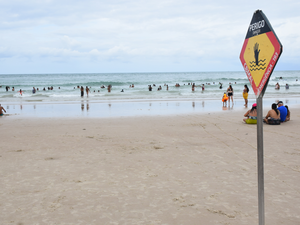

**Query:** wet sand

left=1, top=107, right=300, bottom=224
left=2, top=97, right=300, bottom=118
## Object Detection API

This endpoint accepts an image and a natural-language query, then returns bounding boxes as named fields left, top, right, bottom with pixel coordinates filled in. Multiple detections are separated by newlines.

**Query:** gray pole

left=256, top=96, right=265, bottom=225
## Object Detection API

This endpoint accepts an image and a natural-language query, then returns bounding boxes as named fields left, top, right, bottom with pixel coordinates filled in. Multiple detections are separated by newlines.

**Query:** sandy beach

left=1, top=106, right=300, bottom=225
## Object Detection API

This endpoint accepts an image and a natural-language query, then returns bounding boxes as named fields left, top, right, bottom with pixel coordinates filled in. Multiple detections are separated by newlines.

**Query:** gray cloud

left=1, top=0, right=299, bottom=73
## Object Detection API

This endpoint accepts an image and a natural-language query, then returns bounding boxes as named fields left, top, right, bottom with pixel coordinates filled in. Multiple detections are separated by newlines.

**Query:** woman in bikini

left=264, top=103, right=281, bottom=124
left=243, top=84, right=249, bottom=107
left=227, top=85, right=233, bottom=103
left=243, top=103, right=257, bottom=124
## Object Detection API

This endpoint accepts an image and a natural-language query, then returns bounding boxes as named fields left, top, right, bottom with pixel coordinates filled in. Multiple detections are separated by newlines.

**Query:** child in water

left=222, top=93, right=228, bottom=106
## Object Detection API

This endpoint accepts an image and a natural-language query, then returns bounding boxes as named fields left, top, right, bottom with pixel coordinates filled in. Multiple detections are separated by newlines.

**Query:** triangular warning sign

left=240, top=10, right=282, bottom=97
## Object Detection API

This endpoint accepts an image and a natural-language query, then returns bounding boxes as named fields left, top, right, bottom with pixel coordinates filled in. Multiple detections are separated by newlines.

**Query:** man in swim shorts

left=264, top=103, right=281, bottom=125
left=0, top=104, right=6, bottom=116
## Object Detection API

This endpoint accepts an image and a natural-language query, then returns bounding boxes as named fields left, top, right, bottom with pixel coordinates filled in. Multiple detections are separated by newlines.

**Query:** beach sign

left=240, top=10, right=282, bottom=97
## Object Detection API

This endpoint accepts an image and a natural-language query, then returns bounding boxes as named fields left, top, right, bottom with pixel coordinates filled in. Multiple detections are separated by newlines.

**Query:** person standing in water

left=18, top=89, right=23, bottom=96
left=227, top=85, right=233, bottom=104
left=86, top=86, right=89, bottom=97
left=80, top=86, right=84, bottom=97
left=243, top=84, right=249, bottom=107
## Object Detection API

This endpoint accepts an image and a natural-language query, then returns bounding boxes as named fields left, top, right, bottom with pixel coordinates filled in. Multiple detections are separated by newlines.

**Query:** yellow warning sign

left=243, top=33, right=275, bottom=87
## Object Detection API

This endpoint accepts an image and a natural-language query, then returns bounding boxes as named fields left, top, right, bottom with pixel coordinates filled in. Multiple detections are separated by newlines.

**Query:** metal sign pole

left=240, top=10, right=282, bottom=225
left=256, top=96, right=265, bottom=225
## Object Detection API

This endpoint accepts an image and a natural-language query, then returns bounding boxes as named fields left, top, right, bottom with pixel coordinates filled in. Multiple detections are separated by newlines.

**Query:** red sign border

left=240, top=31, right=281, bottom=96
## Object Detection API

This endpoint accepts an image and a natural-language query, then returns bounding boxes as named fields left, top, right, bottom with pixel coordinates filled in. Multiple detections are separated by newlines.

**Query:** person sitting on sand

left=243, top=103, right=257, bottom=124
left=277, top=101, right=288, bottom=122
left=222, top=93, right=228, bottom=107
left=285, top=105, right=290, bottom=121
left=264, top=103, right=281, bottom=125
left=0, top=104, right=6, bottom=116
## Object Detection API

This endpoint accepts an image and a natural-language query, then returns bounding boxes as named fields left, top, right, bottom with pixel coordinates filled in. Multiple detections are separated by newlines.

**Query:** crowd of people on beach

left=2, top=86, right=56, bottom=96
left=243, top=100, right=290, bottom=125
left=1, top=80, right=290, bottom=99
left=0, top=81, right=293, bottom=122
left=240, top=80, right=291, bottom=125
left=221, top=84, right=235, bottom=107
left=1, top=82, right=226, bottom=97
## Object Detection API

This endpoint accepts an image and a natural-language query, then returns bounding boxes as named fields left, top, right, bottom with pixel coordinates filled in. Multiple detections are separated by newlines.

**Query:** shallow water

left=1, top=71, right=299, bottom=103
left=1, top=71, right=299, bottom=118
left=2, top=97, right=299, bottom=118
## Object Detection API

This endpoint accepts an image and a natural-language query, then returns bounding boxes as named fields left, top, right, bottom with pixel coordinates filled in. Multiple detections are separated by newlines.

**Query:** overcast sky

left=1, top=0, right=299, bottom=74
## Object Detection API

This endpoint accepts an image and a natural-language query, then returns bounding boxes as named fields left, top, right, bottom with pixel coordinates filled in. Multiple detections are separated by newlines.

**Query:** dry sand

left=1, top=108, right=300, bottom=225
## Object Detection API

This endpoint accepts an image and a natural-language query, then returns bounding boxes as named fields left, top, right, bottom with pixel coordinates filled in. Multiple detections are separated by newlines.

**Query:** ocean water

left=1, top=71, right=300, bottom=103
